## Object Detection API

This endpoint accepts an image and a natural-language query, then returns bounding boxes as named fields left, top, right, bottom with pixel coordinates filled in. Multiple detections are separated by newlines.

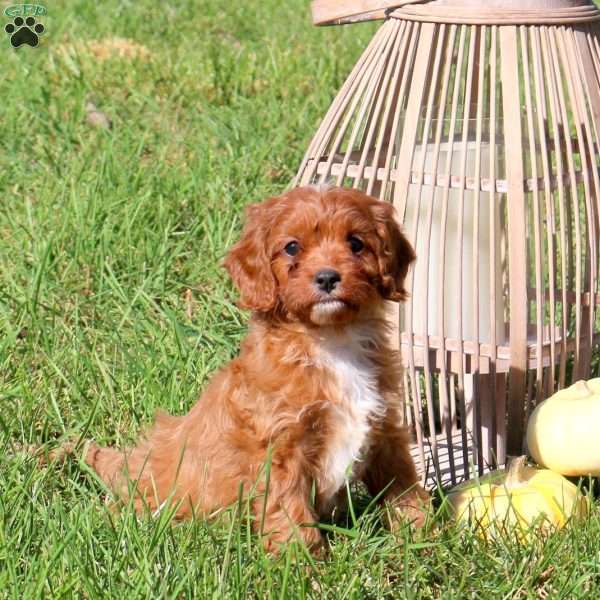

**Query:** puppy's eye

left=284, top=241, right=300, bottom=256
left=348, top=236, right=364, bottom=254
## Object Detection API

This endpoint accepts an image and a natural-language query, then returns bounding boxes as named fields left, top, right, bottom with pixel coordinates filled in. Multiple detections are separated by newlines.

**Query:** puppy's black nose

left=314, top=269, right=341, bottom=293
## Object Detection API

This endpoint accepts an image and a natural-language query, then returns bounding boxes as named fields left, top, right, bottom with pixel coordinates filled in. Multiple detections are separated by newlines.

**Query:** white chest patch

left=316, top=329, right=385, bottom=504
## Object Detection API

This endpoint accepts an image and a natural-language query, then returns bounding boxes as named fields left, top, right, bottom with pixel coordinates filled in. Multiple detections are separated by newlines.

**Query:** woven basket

left=295, top=0, right=600, bottom=487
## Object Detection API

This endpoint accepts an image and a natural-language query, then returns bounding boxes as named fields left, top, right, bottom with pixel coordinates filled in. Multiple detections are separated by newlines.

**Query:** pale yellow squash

left=447, top=457, right=587, bottom=538
left=526, top=378, right=600, bottom=476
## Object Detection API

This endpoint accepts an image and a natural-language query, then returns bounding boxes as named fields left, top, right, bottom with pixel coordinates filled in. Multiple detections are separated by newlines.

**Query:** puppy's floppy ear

left=371, top=201, right=415, bottom=302
left=223, top=199, right=279, bottom=312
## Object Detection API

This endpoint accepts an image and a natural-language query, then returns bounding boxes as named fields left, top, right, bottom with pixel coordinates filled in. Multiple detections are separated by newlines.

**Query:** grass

left=1, top=1, right=600, bottom=597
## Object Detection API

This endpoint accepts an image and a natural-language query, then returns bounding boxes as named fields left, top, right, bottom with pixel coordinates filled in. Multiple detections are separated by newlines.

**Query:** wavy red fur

left=85, top=186, right=428, bottom=552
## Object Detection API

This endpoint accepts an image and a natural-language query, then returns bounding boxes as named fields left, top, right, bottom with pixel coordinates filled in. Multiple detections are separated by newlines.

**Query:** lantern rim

left=411, top=0, right=595, bottom=6
left=311, top=0, right=600, bottom=26
left=390, top=0, right=600, bottom=25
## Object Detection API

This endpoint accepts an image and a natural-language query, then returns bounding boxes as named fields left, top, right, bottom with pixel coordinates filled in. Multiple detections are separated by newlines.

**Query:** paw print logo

left=5, top=16, right=45, bottom=48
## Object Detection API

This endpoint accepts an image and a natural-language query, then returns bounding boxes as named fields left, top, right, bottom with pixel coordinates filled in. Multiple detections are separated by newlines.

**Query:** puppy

left=85, top=186, right=428, bottom=551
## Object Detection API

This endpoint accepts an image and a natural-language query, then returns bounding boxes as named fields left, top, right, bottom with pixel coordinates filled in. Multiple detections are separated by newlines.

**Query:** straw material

left=311, top=0, right=430, bottom=25
left=296, top=1, right=600, bottom=487
left=311, top=0, right=600, bottom=25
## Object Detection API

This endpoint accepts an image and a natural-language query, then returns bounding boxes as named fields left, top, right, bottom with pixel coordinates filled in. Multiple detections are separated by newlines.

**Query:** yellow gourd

left=526, top=378, right=600, bottom=476
left=447, top=457, right=587, bottom=537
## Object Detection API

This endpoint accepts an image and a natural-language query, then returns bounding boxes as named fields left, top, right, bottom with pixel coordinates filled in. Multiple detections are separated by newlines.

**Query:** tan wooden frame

left=296, top=0, right=600, bottom=487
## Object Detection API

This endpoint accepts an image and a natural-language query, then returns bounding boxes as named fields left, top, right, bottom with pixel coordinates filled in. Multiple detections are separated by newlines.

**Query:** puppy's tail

left=27, top=413, right=184, bottom=512
left=81, top=442, right=125, bottom=487
left=29, top=438, right=125, bottom=490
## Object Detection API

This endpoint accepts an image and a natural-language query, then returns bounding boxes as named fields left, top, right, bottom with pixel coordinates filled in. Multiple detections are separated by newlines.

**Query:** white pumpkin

left=526, top=378, right=600, bottom=476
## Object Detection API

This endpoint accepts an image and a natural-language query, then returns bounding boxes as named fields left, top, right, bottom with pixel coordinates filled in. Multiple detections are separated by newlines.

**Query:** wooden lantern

left=295, top=0, right=600, bottom=486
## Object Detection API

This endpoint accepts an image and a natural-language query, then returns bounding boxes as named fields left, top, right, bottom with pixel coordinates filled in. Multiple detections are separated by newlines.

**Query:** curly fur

left=85, top=186, right=428, bottom=552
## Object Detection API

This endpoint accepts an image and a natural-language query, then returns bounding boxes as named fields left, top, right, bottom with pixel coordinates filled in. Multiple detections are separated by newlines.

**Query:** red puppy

left=86, top=186, right=428, bottom=551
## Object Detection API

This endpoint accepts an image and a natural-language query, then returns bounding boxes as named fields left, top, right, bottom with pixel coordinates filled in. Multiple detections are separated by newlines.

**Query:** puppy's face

left=224, top=187, right=415, bottom=326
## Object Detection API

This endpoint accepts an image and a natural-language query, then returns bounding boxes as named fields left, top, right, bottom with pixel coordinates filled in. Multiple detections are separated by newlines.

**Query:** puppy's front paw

left=262, top=523, right=324, bottom=555
left=385, top=485, right=431, bottom=531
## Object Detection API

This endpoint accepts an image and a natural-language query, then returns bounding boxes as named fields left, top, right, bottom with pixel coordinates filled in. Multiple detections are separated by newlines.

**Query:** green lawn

left=2, top=1, right=600, bottom=597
